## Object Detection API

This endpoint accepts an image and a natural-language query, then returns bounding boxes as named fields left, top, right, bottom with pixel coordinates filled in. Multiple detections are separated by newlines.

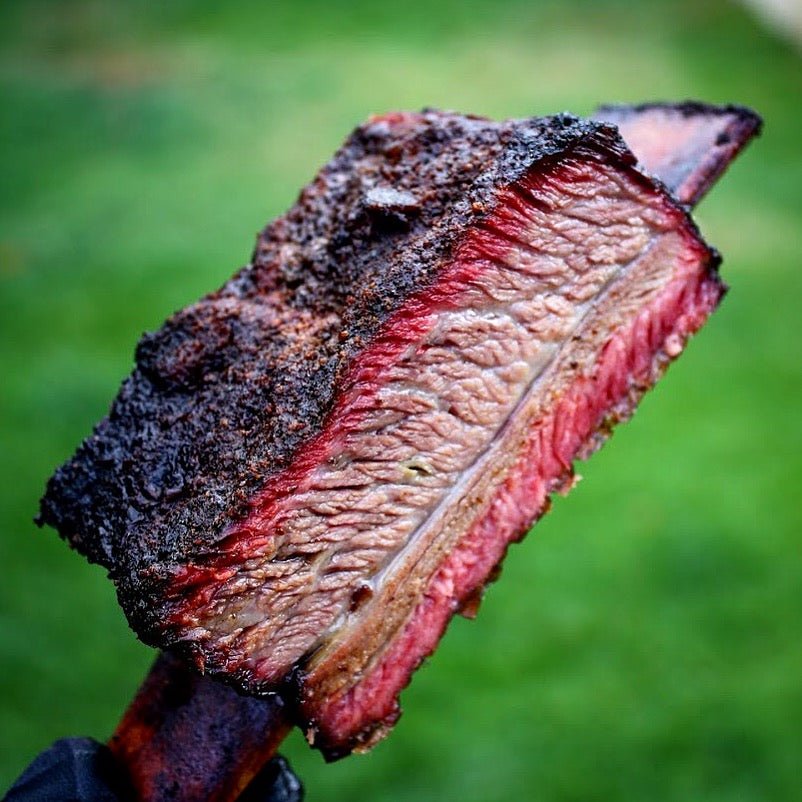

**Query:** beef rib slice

left=38, top=103, right=760, bottom=756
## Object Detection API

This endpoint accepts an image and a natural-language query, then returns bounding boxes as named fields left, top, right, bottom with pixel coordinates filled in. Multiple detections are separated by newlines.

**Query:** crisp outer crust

left=37, top=110, right=633, bottom=634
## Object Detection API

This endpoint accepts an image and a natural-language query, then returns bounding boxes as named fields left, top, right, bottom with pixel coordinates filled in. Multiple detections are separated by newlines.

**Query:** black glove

left=4, top=738, right=303, bottom=802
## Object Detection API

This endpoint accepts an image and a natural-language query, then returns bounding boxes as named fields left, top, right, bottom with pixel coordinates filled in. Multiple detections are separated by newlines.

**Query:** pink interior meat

left=305, top=221, right=719, bottom=753
left=159, top=146, right=718, bottom=752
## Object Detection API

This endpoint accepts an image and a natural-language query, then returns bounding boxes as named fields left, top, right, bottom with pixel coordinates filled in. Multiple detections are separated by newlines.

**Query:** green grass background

left=1, top=0, right=800, bottom=798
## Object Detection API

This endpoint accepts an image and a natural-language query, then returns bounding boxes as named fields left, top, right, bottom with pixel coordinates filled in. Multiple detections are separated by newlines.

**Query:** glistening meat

left=39, top=103, right=760, bottom=757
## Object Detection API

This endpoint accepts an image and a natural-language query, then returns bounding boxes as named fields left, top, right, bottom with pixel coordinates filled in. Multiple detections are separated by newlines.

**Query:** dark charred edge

left=681, top=112, right=761, bottom=207
left=37, top=111, right=641, bottom=658
left=595, top=99, right=762, bottom=124
left=306, top=248, right=727, bottom=759
left=109, top=652, right=292, bottom=802
left=124, top=131, right=654, bottom=685
left=594, top=101, right=762, bottom=207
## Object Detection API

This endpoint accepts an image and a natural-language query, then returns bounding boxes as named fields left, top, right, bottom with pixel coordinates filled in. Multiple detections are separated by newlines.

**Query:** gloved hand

left=4, top=738, right=303, bottom=802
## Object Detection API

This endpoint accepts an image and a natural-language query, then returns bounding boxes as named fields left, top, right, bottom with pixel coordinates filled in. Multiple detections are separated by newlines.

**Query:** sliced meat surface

left=38, top=104, right=760, bottom=757
left=294, top=154, right=721, bottom=754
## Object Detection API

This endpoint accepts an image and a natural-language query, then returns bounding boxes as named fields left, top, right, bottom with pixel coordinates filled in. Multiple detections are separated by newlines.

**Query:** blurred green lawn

left=1, top=0, right=801, bottom=799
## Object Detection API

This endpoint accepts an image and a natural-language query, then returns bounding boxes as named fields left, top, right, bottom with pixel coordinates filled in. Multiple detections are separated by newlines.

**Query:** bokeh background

left=1, top=0, right=800, bottom=799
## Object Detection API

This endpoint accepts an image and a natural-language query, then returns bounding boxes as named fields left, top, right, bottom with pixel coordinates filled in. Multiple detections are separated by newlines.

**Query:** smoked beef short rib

left=39, top=103, right=760, bottom=756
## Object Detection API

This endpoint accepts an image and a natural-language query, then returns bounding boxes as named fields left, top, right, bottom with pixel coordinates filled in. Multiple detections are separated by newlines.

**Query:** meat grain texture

left=39, top=103, right=760, bottom=755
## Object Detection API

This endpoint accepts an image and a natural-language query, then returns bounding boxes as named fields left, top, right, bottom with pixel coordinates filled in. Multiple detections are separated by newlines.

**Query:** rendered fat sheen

left=182, top=158, right=681, bottom=683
